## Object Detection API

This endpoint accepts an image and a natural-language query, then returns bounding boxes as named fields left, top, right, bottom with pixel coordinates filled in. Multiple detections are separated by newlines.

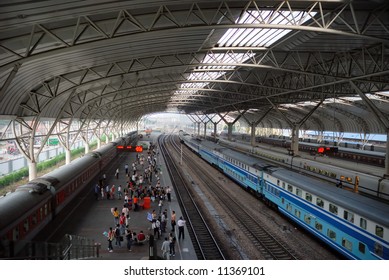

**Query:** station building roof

left=0, top=0, right=389, bottom=135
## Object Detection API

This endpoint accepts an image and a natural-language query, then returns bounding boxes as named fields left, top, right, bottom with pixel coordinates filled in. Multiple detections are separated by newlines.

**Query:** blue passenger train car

left=179, top=132, right=389, bottom=260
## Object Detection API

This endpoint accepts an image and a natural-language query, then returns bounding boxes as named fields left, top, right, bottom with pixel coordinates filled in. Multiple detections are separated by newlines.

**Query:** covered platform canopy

left=0, top=0, right=389, bottom=177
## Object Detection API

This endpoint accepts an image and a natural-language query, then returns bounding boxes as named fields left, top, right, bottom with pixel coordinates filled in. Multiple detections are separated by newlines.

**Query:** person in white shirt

left=161, top=237, right=170, bottom=260
left=166, top=186, right=172, bottom=202
left=177, top=216, right=186, bottom=240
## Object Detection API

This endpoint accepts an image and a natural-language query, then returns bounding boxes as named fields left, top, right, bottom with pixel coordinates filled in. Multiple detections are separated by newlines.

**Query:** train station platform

left=56, top=133, right=197, bottom=260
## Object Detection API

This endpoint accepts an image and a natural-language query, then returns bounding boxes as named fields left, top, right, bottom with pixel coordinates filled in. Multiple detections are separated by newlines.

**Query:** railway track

left=165, top=134, right=300, bottom=260
left=158, top=135, right=225, bottom=260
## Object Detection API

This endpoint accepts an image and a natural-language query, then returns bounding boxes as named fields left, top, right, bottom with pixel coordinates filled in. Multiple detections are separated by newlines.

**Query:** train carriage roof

left=271, top=168, right=389, bottom=227
left=40, top=152, right=100, bottom=186
left=199, top=139, right=228, bottom=153
left=0, top=190, right=52, bottom=231
left=222, top=147, right=270, bottom=168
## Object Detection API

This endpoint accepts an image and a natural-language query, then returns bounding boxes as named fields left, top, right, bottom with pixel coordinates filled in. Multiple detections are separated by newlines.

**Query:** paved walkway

left=60, top=134, right=197, bottom=260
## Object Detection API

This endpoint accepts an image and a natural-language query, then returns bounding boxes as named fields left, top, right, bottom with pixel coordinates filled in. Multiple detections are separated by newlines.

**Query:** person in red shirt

left=137, top=231, right=146, bottom=242
left=119, top=212, right=126, bottom=235
left=133, top=196, right=139, bottom=211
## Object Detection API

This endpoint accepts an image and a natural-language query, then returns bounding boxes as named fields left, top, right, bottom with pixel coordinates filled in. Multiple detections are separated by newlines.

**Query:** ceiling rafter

left=1, top=1, right=388, bottom=136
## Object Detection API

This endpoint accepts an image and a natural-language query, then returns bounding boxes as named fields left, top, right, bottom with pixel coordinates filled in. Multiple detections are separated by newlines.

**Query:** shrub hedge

left=0, top=142, right=97, bottom=189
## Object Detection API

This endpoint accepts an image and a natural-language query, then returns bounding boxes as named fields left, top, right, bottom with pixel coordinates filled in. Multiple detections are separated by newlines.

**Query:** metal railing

left=0, top=234, right=100, bottom=260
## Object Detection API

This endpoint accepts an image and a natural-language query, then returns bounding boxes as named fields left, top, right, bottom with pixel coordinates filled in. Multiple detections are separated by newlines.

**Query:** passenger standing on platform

left=117, top=185, right=122, bottom=200
left=169, top=232, right=176, bottom=257
left=139, top=174, right=143, bottom=186
left=119, top=213, right=126, bottom=235
left=114, top=224, right=121, bottom=247
left=115, top=168, right=119, bottom=179
left=125, top=227, right=133, bottom=252
left=177, top=217, right=186, bottom=240
left=110, top=185, right=116, bottom=199
left=94, top=184, right=100, bottom=200
left=107, top=227, right=114, bottom=252
left=161, top=210, right=167, bottom=233
left=161, top=237, right=170, bottom=260
left=152, top=218, right=161, bottom=239
left=158, top=199, right=163, bottom=214
left=133, top=196, right=139, bottom=211
left=131, top=172, right=136, bottom=185
left=151, top=209, right=157, bottom=221
left=166, top=186, right=172, bottom=202
left=171, top=210, right=176, bottom=232
left=122, top=203, right=129, bottom=218
left=105, top=185, right=110, bottom=200
left=101, top=186, right=105, bottom=200
left=112, top=207, right=120, bottom=226
left=126, top=215, right=130, bottom=227
left=125, top=163, right=129, bottom=175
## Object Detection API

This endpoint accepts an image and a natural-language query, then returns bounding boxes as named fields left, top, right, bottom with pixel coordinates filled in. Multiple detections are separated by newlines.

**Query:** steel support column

left=350, top=81, right=389, bottom=176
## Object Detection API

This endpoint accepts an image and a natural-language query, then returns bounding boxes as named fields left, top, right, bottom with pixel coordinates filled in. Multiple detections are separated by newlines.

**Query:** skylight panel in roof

left=377, top=91, right=389, bottom=97
left=217, top=10, right=315, bottom=48
left=173, top=10, right=315, bottom=106
left=174, top=90, right=197, bottom=95
left=199, top=52, right=255, bottom=70
left=341, top=96, right=363, bottom=102
left=188, top=72, right=226, bottom=80
left=180, top=82, right=209, bottom=89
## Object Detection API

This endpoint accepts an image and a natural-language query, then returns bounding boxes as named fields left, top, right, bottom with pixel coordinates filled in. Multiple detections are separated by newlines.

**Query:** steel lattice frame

left=0, top=0, right=389, bottom=161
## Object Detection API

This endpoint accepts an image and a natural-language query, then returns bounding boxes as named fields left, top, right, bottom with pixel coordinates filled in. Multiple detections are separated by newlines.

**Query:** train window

left=346, top=177, right=352, bottom=183
left=342, top=238, right=353, bottom=251
left=305, top=193, right=312, bottom=202
left=358, top=243, right=366, bottom=254
left=327, top=229, right=336, bottom=241
left=32, top=212, right=37, bottom=225
left=343, top=210, right=354, bottom=223
left=287, top=184, right=293, bottom=192
left=24, top=219, right=29, bottom=233
left=360, top=218, right=367, bottom=230
left=374, top=243, right=383, bottom=257
left=277, top=180, right=280, bottom=186
left=281, top=198, right=285, bottom=204
left=375, top=225, right=384, bottom=238
left=44, top=204, right=48, bottom=216
left=282, top=182, right=285, bottom=189
left=13, top=226, right=20, bottom=241
left=316, top=198, right=324, bottom=208
left=294, top=209, right=301, bottom=218
left=304, top=215, right=311, bottom=224
left=286, top=203, right=292, bottom=212
left=296, top=188, right=302, bottom=197
left=315, top=222, right=323, bottom=232
left=329, top=204, right=338, bottom=215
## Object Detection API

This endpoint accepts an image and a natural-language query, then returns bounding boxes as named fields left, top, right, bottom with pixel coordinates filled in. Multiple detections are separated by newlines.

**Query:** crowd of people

left=101, top=141, right=183, bottom=259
